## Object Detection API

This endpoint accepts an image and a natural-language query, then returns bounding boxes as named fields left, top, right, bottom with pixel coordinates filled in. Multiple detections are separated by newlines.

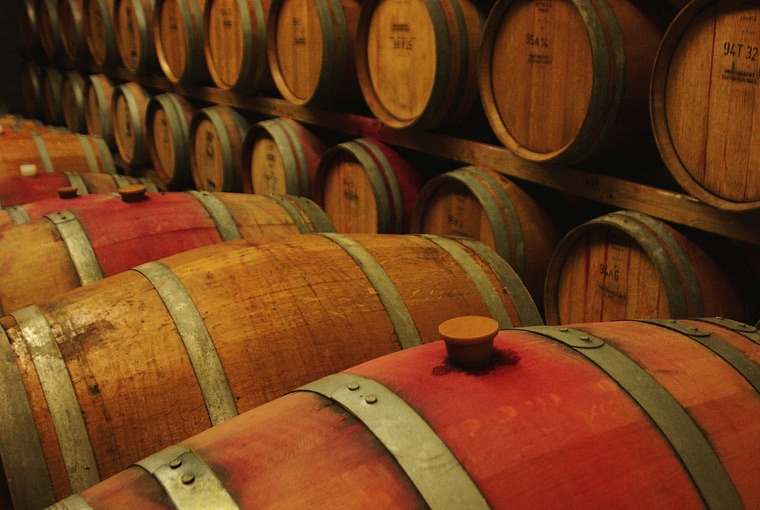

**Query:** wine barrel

left=0, top=190, right=336, bottom=315
left=267, top=0, right=361, bottom=106
left=0, top=115, right=62, bottom=135
left=0, top=131, right=116, bottom=180
left=651, top=0, right=760, bottom=213
left=313, top=137, right=424, bottom=233
left=153, top=0, right=209, bottom=84
left=203, top=0, right=274, bottom=93
left=0, top=172, right=157, bottom=208
left=355, top=0, right=483, bottom=130
left=110, top=81, right=152, bottom=166
left=36, top=0, right=63, bottom=59
left=145, top=92, right=197, bottom=190
left=61, top=70, right=87, bottom=134
left=0, top=186, right=117, bottom=231
left=410, top=165, right=562, bottom=310
left=83, top=0, right=118, bottom=67
left=479, top=0, right=668, bottom=164
left=114, top=0, right=158, bottom=76
left=544, top=210, right=755, bottom=325
left=47, top=316, right=760, bottom=509
left=20, top=60, right=43, bottom=120
left=189, top=104, right=250, bottom=192
left=242, top=116, right=326, bottom=197
left=40, top=65, right=64, bottom=127
left=59, top=0, right=89, bottom=62
left=16, top=0, right=43, bottom=58
left=0, top=234, right=541, bottom=507
left=83, top=74, right=116, bottom=149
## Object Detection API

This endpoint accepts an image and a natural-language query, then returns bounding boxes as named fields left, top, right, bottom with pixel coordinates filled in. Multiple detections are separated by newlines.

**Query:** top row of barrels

left=15, top=0, right=760, bottom=213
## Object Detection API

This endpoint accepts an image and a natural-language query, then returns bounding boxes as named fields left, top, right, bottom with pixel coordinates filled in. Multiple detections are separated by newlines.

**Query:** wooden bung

left=438, top=315, right=499, bottom=368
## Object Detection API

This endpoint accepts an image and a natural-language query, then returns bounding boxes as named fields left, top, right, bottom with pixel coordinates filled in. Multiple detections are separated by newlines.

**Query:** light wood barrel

left=36, top=0, right=63, bottom=59
left=83, top=73, right=116, bottom=149
left=267, top=0, right=361, bottom=106
left=410, top=165, right=562, bottom=310
left=20, top=60, right=43, bottom=120
left=0, top=172, right=157, bottom=208
left=203, top=0, right=274, bottom=93
left=40, top=65, right=64, bottom=127
left=0, top=131, right=116, bottom=180
left=544, top=210, right=755, bottom=325
left=242, top=116, right=326, bottom=197
left=189, top=104, right=250, bottom=192
left=83, top=0, right=118, bottom=67
left=314, top=137, right=424, bottom=233
left=355, top=0, right=484, bottom=129
left=479, top=0, right=668, bottom=164
left=154, top=0, right=210, bottom=84
left=651, top=0, right=760, bottom=213
left=110, top=81, right=152, bottom=166
left=49, top=317, right=760, bottom=510
left=145, top=92, right=198, bottom=190
left=59, top=0, right=89, bottom=62
left=114, top=0, right=158, bottom=76
left=61, top=70, right=87, bottom=134
left=0, top=233, right=540, bottom=507
left=0, top=191, right=335, bottom=315
left=0, top=115, right=63, bottom=135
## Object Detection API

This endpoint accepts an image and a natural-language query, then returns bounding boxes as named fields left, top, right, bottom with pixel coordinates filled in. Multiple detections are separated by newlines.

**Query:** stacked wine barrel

left=3, top=0, right=760, bottom=507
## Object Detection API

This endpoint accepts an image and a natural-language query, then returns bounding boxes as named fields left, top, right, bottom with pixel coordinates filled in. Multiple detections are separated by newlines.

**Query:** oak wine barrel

left=544, top=210, right=757, bottom=325
left=0, top=234, right=541, bottom=507
left=189, top=104, right=250, bottom=192
left=203, top=0, right=274, bottom=93
left=479, top=0, right=668, bottom=164
left=410, top=165, right=562, bottom=310
left=267, top=0, right=361, bottom=106
left=114, top=0, right=158, bottom=76
left=47, top=316, right=760, bottom=509
left=651, top=0, right=760, bottom=212
left=0, top=172, right=157, bottom=208
left=0, top=115, right=63, bottom=135
left=36, top=0, right=63, bottom=59
left=110, top=81, right=152, bottom=166
left=0, top=190, right=335, bottom=315
left=83, top=0, right=118, bottom=67
left=59, top=0, right=89, bottom=62
left=242, top=116, right=326, bottom=197
left=355, top=0, right=484, bottom=130
left=61, top=70, right=87, bottom=134
left=145, top=92, right=198, bottom=190
left=0, top=131, right=115, bottom=180
left=20, top=60, right=44, bottom=120
left=313, top=137, right=424, bottom=233
left=16, top=0, right=43, bottom=58
left=153, top=0, right=210, bottom=84
left=83, top=73, right=116, bottom=149
left=40, top=65, right=64, bottom=127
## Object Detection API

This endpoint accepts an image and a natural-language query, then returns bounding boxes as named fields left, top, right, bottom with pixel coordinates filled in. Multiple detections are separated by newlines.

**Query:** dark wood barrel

left=544, top=210, right=756, bottom=325
left=189, top=104, right=250, bottom=192
left=83, top=73, right=117, bottom=149
left=16, top=0, right=43, bottom=58
left=110, top=81, right=152, bottom=166
left=651, top=0, right=760, bottom=213
left=410, top=165, right=562, bottom=311
left=153, top=0, right=209, bottom=84
left=203, top=0, right=274, bottom=93
left=114, top=0, right=159, bottom=76
left=61, top=70, right=87, bottom=134
left=479, top=0, right=668, bottom=164
left=0, top=190, right=336, bottom=315
left=0, top=234, right=541, bottom=507
left=20, top=60, right=44, bottom=120
left=313, top=137, right=424, bottom=233
left=145, top=92, right=197, bottom=190
left=83, top=0, right=118, bottom=67
left=267, top=0, right=361, bottom=106
left=40, top=65, right=64, bottom=127
left=355, top=0, right=484, bottom=130
left=59, top=0, right=89, bottom=62
left=242, top=116, right=326, bottom=197
left=45, top=316, right=760, bottom=509
left=0, top=131, right=116, bottom=180
left=35, top=0, right=63, bottom=59
left=0, top=172, right=157, bottom=208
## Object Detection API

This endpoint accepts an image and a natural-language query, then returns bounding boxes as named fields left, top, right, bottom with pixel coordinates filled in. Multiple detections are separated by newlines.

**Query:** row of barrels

left=16, top=0, right=760, bottom=213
